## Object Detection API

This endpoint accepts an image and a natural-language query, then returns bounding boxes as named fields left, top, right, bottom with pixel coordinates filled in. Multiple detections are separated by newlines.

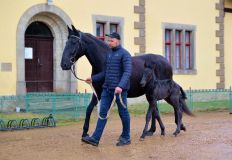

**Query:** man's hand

left=115, top=87, right=122, bottom=94
left=85, top=77, right=92, bottom=84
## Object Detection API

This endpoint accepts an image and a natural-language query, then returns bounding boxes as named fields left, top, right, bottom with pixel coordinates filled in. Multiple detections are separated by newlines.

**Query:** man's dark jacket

left=92, top=45, right=132, bottom=90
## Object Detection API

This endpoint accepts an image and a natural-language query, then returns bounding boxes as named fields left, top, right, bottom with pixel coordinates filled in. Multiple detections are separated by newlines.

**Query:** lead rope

left=71, top=64, right=127, bottom=120
left=97, top=93, right=127, bottom=120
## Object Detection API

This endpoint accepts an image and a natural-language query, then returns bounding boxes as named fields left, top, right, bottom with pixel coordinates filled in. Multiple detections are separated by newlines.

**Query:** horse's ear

left=67, top=25, right=72, bottom=35
left=71, top=25, right=79, bottom=33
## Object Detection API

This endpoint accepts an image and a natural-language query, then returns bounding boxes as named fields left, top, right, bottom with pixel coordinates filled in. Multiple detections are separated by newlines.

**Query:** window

left=96, top=22, right=119, bottom=41
left=25, top=21, right=53, bottom=37
left=96, top=22, right=105, bottom=41
left=165, top=29, right=172, bottom=63
left=185, top=31, right=191, bottom=69
left=163, top=23, right=196, bottom=74
left=93, top=15, right=124, bottom=42
left=110, top=23, right=118, bottom=33
left=175, top=30, right=181, bottom=69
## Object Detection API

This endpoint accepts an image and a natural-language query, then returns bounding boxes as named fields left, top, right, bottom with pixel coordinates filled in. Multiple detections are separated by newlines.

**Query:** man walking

left=82, top=32, right=132, bottom=147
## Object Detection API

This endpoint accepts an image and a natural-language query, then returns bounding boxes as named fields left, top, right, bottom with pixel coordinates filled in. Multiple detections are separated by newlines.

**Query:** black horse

left=61, top=25, right=183, bottom=138
left=140, top=62, right=194, bottom=139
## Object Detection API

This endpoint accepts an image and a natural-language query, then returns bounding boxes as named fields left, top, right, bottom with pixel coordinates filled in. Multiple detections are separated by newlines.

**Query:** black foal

left=140, top=63, right=192, bottom=139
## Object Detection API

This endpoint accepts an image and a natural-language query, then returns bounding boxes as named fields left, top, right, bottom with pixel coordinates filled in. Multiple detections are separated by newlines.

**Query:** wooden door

left=25, top=36, right=53, bottom=92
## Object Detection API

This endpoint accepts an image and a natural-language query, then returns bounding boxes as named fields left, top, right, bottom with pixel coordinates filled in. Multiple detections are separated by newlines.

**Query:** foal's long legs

left=178, top=98, right=187, bottom=131
left=140, top=105, right=154, bottom=140
left=169, top=96, right=183, bottom=136
left=145, top=95, right=157, bottom=136
left=147, top=109, right=157, bottom=134
left=173, top=105, right=182, bottom=136
left=140, top=101, right=165, bottom=140
left=165, top=97, right=186, bottom=132
left=154, top=106, right=165, bottom=136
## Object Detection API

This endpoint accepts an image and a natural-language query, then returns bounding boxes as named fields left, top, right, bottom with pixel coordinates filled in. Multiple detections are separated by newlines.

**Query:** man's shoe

left=82, top=136, right=99, bottom=147
left=117, top=135, right=123, bottom=141
left=116, top=138, right=131, bottom=146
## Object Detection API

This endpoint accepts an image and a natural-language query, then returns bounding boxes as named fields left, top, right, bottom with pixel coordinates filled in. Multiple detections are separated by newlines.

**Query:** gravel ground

left=0, top=111, right=232, bottom=160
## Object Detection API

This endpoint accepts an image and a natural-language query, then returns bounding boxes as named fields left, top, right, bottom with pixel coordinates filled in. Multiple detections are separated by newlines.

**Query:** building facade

left=0, top=0, right=231, bottom=95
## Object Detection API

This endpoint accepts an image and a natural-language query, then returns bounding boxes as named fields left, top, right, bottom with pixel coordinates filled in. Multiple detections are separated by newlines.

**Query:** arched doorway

left=25, top=21, right=53, bottom=92
left=16, top=4, right=76, bottom=95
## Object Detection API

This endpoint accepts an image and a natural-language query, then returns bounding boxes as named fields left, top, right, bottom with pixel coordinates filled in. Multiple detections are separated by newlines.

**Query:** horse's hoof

left=148, top=128, right=156, bottom=133
left=139, top=137, right=145, bottom=141
left=173, top=131, right=180, bottom=136
left=161, top=131, right=165, bottom=136
left=145, top=131, right=154, bottom=136
left=181, top=125, right=186, bottom=131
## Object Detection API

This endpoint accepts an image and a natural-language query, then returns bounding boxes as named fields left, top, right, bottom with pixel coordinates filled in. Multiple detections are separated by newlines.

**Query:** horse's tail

left=180, top=98, right=195, bottom=117
left=179, top=87, right=195, bottom=117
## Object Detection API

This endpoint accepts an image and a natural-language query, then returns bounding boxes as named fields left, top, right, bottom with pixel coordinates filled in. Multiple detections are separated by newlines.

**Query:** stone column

left=215, top=0, right=225, bottom=89
left=134, top=0, right=146, bottom=55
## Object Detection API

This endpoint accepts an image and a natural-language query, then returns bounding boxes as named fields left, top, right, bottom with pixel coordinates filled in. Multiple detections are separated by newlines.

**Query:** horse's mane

left=83, top=33, right=110, bottom=51
left=78, top=32, right=110, bottom=71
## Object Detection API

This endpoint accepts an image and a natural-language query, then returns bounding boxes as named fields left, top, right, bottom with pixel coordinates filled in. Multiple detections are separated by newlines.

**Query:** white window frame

left=162, top=23, right=197, bottom=75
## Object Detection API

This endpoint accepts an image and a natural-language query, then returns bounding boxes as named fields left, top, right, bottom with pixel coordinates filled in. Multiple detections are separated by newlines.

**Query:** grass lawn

left=0, top=100, right=230, bottom=127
